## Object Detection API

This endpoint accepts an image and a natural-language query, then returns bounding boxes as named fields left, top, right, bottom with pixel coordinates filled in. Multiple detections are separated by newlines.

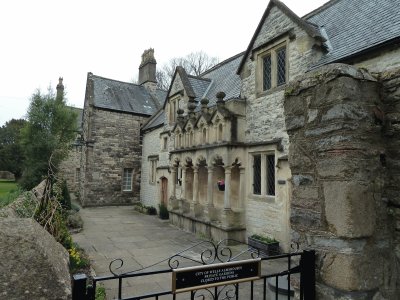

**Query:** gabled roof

left=89, top=73, right=166, bottom=116
left=164, top=53, right=243, bottom=109
left=141, top=109, right=165, bottom=132
left=305, top=0, right=400, bottom=68
left=237, top=0, right=325, bottom=74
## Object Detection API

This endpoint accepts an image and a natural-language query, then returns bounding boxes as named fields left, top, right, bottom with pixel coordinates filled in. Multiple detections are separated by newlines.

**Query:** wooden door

left=161, top=177, right=168, bottom=206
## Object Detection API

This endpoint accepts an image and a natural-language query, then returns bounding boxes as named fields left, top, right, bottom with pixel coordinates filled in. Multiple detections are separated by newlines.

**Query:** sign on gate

left=172, top=259, right=261, bottom=293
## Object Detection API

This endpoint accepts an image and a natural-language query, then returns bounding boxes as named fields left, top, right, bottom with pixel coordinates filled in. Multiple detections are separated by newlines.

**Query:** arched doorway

left=160, top=177, right=168, bottom=206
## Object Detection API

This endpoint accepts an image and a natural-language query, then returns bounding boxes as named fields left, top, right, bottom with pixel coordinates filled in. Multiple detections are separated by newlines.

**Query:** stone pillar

left=170, top=167, right=176, bottom=199
left=181, top=167, right=186, bottom=199
left=239, top=167, right=246, bottom=209
left=207, top=166, right=214, bottom=208
left=224, top=167, right=232, bottom=210
left=193, top=166, right=199, bottom=204
left=284, top=64, right=398, bottom=299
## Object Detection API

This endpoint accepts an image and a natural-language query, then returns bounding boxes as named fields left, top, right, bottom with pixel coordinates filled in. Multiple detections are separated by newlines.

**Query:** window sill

left=256, top=84, right=286, bottom=99
left=248, top=194, right=275, bottom=203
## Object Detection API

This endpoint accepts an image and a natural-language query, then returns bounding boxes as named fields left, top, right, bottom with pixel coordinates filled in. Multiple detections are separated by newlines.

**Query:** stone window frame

left=162, top=136, right=168, bottom=151
left=169, top=95, right=181, bottom=124
left=249, top=151, right=276, bottom=199
left=255, top=38, right=288, bottom=95
left=148, top=155, right=159, bottom=185
left=122, top=168, right=133, bottom=192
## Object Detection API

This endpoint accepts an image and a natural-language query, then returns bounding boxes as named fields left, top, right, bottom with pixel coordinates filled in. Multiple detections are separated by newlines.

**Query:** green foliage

left=0, top=119, right=26, bottom=179
left=19, top=88, right=77, bottom=190
left=158, top=202, right=169, bottom=220
left=146, top=206, right=157, bottom=215
left=95, top=286, right=106, bottom=300
left=250, top=234, right=278, bottom=244
left=14, top=192, right=37, bottom=218
left=69, top=243, right=90, bottom=273
left=60, top=179, right=71, bottom=210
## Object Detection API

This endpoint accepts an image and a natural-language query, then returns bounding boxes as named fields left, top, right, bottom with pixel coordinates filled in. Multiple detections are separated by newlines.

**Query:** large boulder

left=0, top=217, right=71, bottom=300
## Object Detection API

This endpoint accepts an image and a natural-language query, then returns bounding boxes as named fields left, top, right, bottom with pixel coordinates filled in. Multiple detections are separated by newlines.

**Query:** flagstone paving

left=73, top=206, right=293, bottom=299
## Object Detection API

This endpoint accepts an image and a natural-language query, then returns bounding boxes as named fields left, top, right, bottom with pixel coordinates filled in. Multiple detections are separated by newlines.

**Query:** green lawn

left=0, top=180, right=19, bottom=207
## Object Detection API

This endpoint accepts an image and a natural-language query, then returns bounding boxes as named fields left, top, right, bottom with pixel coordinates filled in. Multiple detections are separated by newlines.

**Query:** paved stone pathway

left=73, top=206, right=293, bottom=300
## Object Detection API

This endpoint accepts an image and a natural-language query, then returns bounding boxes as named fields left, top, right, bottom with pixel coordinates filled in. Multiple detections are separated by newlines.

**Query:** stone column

left=181, top=167, right=186, bottom=199
left=224, top=166, right=232, bottom=210
left=239, top=167, right=246, bottom=209
left=170, top=166, right=176, bottom=198
left=207, top=166, right=214, bottom=208
left=193, top=166, right=199, bottom=204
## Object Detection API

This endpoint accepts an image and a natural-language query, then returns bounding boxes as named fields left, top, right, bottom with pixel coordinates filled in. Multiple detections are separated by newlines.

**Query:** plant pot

left=217, top=183, right=225, bottom=191
left=248, top=237, right=280, bottom=256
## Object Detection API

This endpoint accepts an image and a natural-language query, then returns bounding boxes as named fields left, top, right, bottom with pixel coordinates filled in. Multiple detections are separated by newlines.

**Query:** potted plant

left=248, top=234, right=280, bottom=256
left=217, top=179, right=225, bottom=191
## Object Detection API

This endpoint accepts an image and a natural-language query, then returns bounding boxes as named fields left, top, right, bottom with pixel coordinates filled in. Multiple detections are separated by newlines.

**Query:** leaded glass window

left=266, top=155, right=275, bottom=196
left=263, top=55, right=272, bottom=91
left=277, top=47, right=286, bottom=86
left=253, top=154, right=261, bottom=195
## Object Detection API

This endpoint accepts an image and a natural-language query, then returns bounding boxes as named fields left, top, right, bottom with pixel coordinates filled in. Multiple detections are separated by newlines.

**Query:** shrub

left=158, top=202, right=169, bottom=220
left=146, top=206, right=157, bottom=215
left=59, top=179, right=71, bottom=210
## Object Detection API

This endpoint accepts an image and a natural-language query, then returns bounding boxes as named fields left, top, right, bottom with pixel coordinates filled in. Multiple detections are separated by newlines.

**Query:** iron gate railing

left=72, top=239, right=315, bottom=300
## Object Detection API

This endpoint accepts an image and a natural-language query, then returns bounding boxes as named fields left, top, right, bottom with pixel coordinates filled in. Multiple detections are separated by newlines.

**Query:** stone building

left=139, top=0, right=400, bottom=298
left=79, top=49, right=166, bottom=206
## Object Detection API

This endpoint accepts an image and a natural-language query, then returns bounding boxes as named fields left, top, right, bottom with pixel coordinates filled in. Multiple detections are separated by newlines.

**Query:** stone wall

left=81, top=108, right=148, bottom=206
left=0, top=171, right=15, bottom=180
left=380, top=67, right=400, bottom=275
left=140, top=125, right=170, bottom=208
left=284, top=63, right=399, bottom=299
left=58, top=148, right=81, bottom=196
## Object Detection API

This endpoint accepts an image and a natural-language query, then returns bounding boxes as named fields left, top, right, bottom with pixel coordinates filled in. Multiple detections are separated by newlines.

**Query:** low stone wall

left=284, top=64, right=399, bottom=299
left=0, top=180, right=71, bottom=299
left=0, top=170, right=15, bottom=180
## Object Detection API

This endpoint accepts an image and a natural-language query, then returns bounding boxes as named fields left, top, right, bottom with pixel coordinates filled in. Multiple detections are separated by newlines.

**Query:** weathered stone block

left=323, top=181, right=375, bottom=238
left=0, top=218, right=71, bottom=299
left=320, top=252, right=383, bottom=292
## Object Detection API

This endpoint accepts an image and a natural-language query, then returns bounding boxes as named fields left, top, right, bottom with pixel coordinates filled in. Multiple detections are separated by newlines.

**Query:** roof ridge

left=90, top=73, right=143, bottom=88
left=200, top=51, right=245, bottom=77
left=302, top=0, right=340, bottom=20
left=187, top=75, right=211, bottom=81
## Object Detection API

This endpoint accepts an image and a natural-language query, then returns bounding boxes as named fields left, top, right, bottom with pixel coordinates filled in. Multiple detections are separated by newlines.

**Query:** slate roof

left=200, top=52, right=243, bottom=106
left=238, top=0, right=400, bottom=73
left=188, top=76, right=211, bottom=101
left=305, top=0, right=400, bottom=68
left=141, top=109, right=165, bottom=132
left=89, top=73, right=166, bottom=116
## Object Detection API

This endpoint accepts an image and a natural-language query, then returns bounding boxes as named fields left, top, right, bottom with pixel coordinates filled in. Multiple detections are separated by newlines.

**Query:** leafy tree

left=0, top=119, right=26, bottom=179
left=156, top=51, right=219, bottom=90
left=19, top=87, right=77, bottom=189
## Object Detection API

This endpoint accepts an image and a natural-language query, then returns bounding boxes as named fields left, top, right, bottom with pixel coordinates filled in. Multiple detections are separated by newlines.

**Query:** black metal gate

left=72, top=239, right=315, bottom=300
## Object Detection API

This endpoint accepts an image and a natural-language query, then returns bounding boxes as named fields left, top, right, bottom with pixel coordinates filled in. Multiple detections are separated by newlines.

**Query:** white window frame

left=122, top=168, right=133, bottom=191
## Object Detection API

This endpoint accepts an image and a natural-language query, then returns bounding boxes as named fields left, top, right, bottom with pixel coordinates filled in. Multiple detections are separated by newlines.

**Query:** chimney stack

left=138, top=48, right=157, bottom=92
left=56, top=77, right=64, bottom=100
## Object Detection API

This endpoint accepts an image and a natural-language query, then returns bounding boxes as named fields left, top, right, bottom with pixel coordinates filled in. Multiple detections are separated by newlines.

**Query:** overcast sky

left=0, top=0, right=329, bottom=127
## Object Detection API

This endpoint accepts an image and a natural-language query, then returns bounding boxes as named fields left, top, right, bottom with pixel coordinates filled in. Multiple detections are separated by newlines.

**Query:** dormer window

left=202, top=128, right=207, bottom=144
left=257, top=41, right=288, bottom=93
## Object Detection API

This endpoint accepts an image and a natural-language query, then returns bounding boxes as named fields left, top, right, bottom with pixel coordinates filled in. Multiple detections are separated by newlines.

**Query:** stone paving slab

left=72, top=206, right=293, bottom=300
